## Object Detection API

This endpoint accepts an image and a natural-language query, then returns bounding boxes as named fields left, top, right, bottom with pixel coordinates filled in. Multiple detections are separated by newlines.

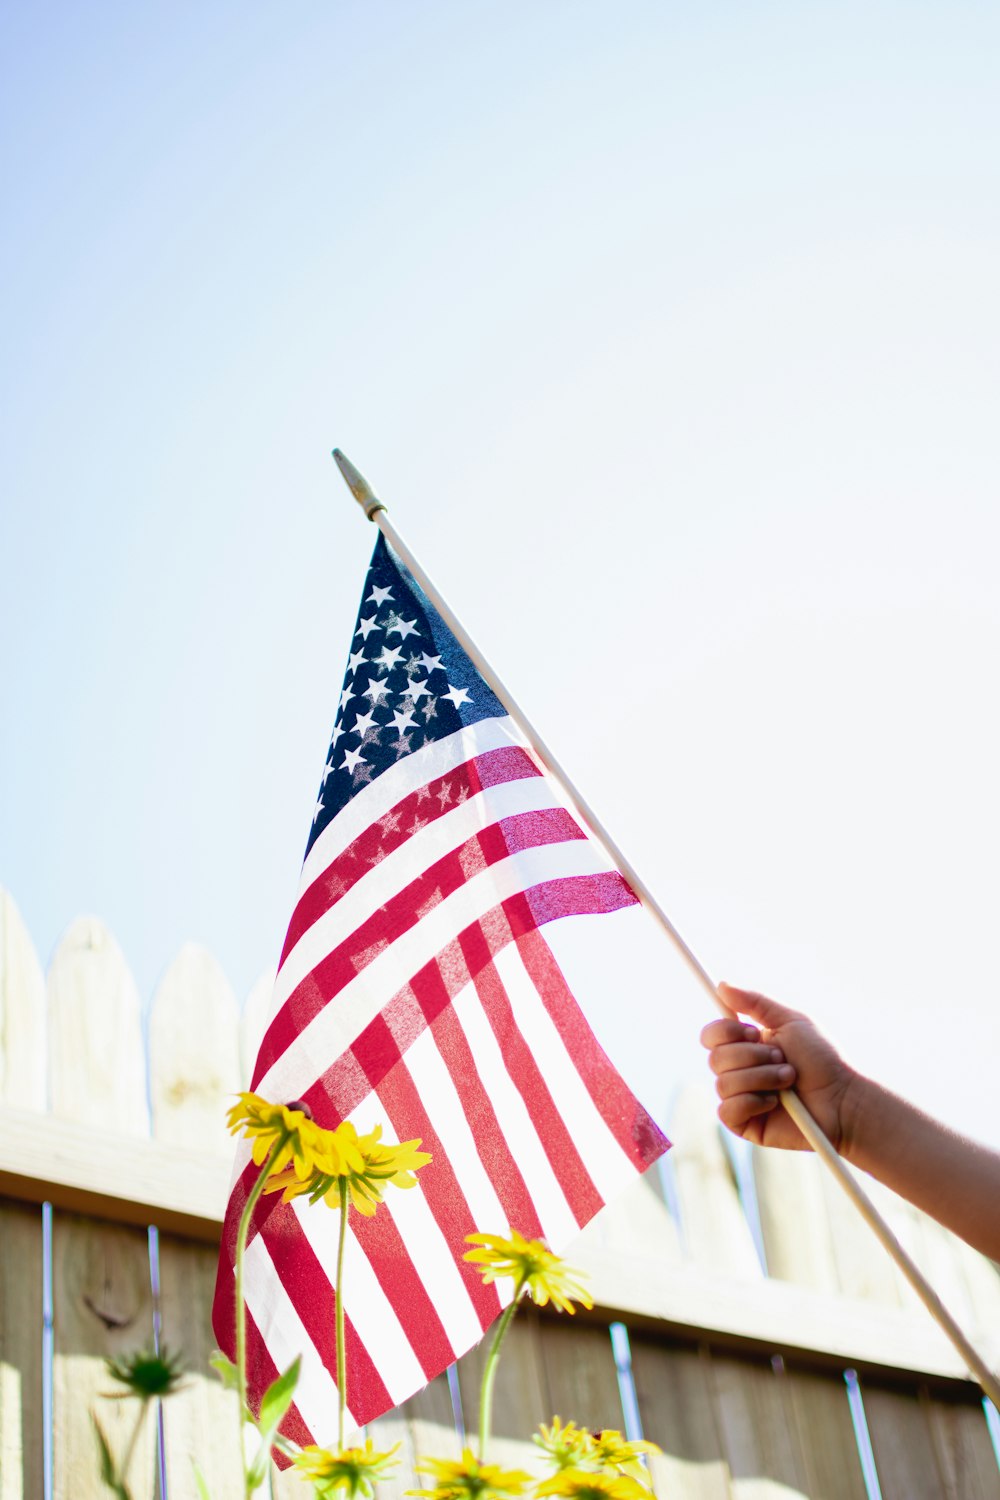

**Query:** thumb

left=717, top=983, right=803, bottom=1032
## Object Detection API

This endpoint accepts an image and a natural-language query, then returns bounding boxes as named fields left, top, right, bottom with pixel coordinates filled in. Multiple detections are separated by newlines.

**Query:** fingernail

left=743, top=1024, right=758, bottom=1039
left=770, top=1047, right=783, bottom=1062
left=777, top=1065, right=794, bottom=1083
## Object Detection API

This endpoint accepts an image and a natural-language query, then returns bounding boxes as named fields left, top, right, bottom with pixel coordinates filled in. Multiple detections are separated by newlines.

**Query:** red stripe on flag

left=212, top=1270, right=315, bottom=1461
left=515, top=926, right=670, bottom=1171
left=471, top=956, right=603, bottom=1230
left=255, top=807, right=587, bottom=1085
left=422, top=966, right=544, bottom=1241
left=249, top=873, right=643, bottom=1147
left=259, top=1207, right=396, bottom=1423
left=371, top=1049, right=503, bottom=1331
left=280, top=746, right=542, bottom=966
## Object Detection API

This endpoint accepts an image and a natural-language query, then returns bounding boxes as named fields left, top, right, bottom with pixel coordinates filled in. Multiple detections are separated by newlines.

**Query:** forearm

left=840, top=1074, right=1000, bottom=1262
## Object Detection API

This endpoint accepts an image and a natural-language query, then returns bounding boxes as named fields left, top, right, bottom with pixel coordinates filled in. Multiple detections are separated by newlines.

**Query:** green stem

left=117, top=1398, right=149, bottom=1492
left=477, top=1280, right=524, bottom=1462
left=235, top=1134, right=289, bottom=1428
left=336, top=1179, right=349, bottom=1451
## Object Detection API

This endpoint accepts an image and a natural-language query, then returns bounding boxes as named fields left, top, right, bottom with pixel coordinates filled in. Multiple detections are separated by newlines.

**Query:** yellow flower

left=534, top=1418, right=594, bottom=1472
left=227, top=1092, right=362, bottom=1183
left=463, top=1230, right=593, bottom=1314
left=409, top=1449, right=531, bottom=1500
left=588, top=1432, right=660, bottom=1485
left=293, top=1439, right=401, bottom=1498
left=264, top=1121, right=432, bottom=1216
left=536, top=1471, right=652, bottom=1500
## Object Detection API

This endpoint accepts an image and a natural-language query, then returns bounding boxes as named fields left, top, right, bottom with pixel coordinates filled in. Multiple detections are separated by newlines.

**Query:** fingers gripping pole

left=331, top=448, right=1000, bottom=1409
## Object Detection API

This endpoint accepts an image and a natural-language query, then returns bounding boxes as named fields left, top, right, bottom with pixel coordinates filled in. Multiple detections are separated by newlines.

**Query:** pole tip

left=332, top=448, right=386, bottom=520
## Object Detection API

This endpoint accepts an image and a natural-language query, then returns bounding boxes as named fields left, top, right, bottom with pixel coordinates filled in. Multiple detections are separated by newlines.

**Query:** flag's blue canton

left=306, top=533, right=504, bottom=856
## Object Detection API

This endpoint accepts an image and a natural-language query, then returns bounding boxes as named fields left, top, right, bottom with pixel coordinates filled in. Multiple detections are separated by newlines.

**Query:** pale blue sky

left=3, top=2, right=999, bottom=1141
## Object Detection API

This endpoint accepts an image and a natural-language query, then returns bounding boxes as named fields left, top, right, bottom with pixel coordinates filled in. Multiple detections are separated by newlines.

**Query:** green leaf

left=91, top=1415, right=132, bottom=1500
left=257, top=1354, right=301, bottom=1439
left=246, top=1452, right=269, bottom=1491
left=209, top=1350, right=239, bottom=1392
left=192, top=1459, right=213, bottom=1500
left=245, top=1354, right=301, bottom=1490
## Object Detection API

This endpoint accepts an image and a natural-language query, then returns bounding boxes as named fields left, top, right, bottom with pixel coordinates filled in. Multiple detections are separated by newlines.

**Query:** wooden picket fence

left=2, top=886, right=999, bottom=1499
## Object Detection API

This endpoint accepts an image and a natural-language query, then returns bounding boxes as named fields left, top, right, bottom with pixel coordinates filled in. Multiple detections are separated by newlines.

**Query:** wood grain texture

left=47, top=917, right=148, bottom=1134
left=669, top=1085, right=762, bottom=1280
left=812, top=1161, right=902, bottom=1307
left=0, top=1105, right=230, bottom=1239
left=360, top=1411, right=418, bottom=1500
left=51, top=1211, right=157, bottom=1500
left=150, top=943, right=240, bottom=1154
left=570, top=1170, right=683, bottom=1270
left=861, top=1382, right=949, bottom=1500
left=629, top=1336, right=734, bottom=1499
left=921, top=1389, right=1000, bottom=1500
left=707, top=1353, right=809, bottom=1499
left=157, top=1234, right=243, bottom=1499
left=0, top=1200, right=44, bottom=1500
left=456, top=1313, right=547, bottom=1447
left=534, top=1317, right=625, bottom=1434
left=407, top=1373, right=465, bottom=1500
left=782, top=1364, right=868, bottom=1500
left=0, top=890, right=46, bottom=1111
left=752, top=1149, right=840, bottom=1294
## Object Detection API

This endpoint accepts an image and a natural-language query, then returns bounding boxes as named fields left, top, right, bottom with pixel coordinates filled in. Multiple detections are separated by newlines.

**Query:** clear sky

left=2, top=2, right=998, bottom=1147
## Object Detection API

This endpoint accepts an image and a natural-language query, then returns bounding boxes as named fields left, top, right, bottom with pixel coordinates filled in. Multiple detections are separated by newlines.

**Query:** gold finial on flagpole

left=333, top=448, right=386, bottom=520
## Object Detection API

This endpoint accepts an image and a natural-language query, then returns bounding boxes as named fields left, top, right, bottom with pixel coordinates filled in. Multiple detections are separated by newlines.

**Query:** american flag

left=214, top=532, right=669, bottom=1445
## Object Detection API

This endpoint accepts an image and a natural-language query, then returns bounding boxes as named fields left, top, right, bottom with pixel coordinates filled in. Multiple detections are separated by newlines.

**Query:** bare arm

left=701, top=984, right=1000, bottom=1263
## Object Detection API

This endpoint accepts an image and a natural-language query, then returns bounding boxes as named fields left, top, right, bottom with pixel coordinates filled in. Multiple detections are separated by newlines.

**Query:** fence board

left=782, top=1365, right=867, bottom=1500
left=860, top=1383, right=948, bottom=1499
left=670, top=1086, right=762, bottom=1280
left=815, top=1161, right=903, bottom=1307
left=752, top=1150, right=840, bottom=1295
left=572, top=1171, right=683, bottom=1269
left=406, top=1368, right=464, bottom=1461
left=535, top=1318, right=625, bottom=1433
left=0, top=1199, right=44, bottom=1500
left=272, top=1454, right=308, bottom=1498
left=0, top=890, right=46, bottom=1111
left=157, top=1233, right=243, bottom=1498
left=707, top=1353, right=809, bottom=1499
left=456, top=1313, right=546, bottom=1446
left=241, top=970, right=275, bottom=1087
left=630, top=1336, right=734, bottom=1499
left=455, top=1312, right=548, bottom=1477
left=47, top=918, right=148, bottom=1134
left=921, top=1390, right=1000, bottom=1500
left=360, top=1372, right=462, bottom=1500
left=150, top=943, right=240, bottom=1154
left=51, top=1211, right=157, bottom=1498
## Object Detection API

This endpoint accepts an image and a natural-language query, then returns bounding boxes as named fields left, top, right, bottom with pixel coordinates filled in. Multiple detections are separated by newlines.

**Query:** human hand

left=700, top=985, right=857, bottom=1151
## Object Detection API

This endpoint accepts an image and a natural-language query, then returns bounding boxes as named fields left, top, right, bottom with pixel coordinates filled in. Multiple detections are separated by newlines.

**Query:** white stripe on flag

left=275, top=772, right=569, bottom=1010
left=295, top=1194, right=428, bottom=1407
left=299, top=718, right=526, bottom=893
left=452, top=978, right=580, bottom=1250
left=402, top=1021, right=518, bottom=1306
left=244, top=1234, right=354, bottom=1439
left=491, top=941, right=636, bottom=1200
left=258, top=837, right=612, bottom=1101
left=346, top=1088, right=484, bottom=1357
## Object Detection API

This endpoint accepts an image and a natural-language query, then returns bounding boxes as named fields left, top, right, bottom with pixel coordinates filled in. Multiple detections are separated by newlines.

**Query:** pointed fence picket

left=0, top=884, right=998, bottom=1500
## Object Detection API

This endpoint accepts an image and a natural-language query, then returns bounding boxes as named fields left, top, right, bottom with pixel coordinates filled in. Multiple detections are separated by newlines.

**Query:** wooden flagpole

left=332, top=446, right=1000, bottom=1409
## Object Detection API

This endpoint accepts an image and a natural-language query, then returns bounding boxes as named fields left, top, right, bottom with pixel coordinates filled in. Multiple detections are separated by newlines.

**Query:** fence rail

left=1, top=887, right=998, bottom=1499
